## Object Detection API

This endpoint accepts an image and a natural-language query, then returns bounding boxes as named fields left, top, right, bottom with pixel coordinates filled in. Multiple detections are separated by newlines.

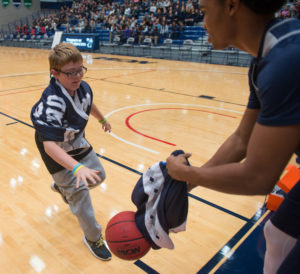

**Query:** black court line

left=93, top=56, right=157, bottom=65
left=0, top=112, right=34, bottom=128
left=6, top=121, right=18, bottom=126
left=199, top=95, right=215, bottom=99
left=86, top=77, right=246, bottom=107
left=198, top=206, right=268, bottom=274
left=0, top=84, right=45, bottom=93
left=188, top=193, right=250, bottom=222
left=97, top=154, right=142, bottom=176
left=134, top=260, right=159, bottom=274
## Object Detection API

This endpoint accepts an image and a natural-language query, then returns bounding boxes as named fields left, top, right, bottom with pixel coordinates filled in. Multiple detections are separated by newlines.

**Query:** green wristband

left=99, top=118, right=107, bottom=124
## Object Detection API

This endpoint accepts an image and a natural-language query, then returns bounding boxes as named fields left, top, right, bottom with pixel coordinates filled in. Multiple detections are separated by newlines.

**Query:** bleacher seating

left=95, top=29, right=110, bottom=43
left=0, top=0, right=254, bottom=67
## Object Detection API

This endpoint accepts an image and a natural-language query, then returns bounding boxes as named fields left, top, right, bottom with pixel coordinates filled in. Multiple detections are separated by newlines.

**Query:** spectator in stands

left=184, top=6, right=195, bottom=26
left=124, top=4, right=131, bottom=17
left=170, top=20, right=180, bottom=39
left=135, top=24, right=143, bottom=44
left=35, top=24, right=41, bottom=36
left=186, top=0, right=193, bottom=10
left=30, top=27, right=36, bottom=38
left=193, top=8, right=204, bottom=26
left=192, top=0, right=199, bottom=10
left=41, top=24, right=46, bottom=36
left=150, top=23, right=161, bottom=45
left=166, top=8, right=175, bottom=25
left=157, top=0, right=164, bottom=9
left=65, top=22, right=71, bottom=33
left=173, top=2, right=180, bottom=20
left=121, top=23, right=131, bottom=44
left=150, top=1, right=157, bottom=14
left=109, top=23, right=117, bottom=43
left=296, top=0, right=300, bottom=18
left=178, top=3, right=187, bottom=25
left=132, top=4, right=141, bottom=18
left=83, top=21, right=92, bottom=33
left=139, top=19, right=151, bottom=44
left=90, top=19, right=96, bottom=32
left=78, top=17, right=86, bottom=32
left=163, top=0, right=171, bottom=9
left=129, top=16, right=137, bottom=32
left=278, top=4, right=292, bottom=18
left=15, top=25, right=21, bottom=36
left=141, top=0, right=150, bottom=14
left=50, top=18, right=57, bottom=33
left=178, top=20, right=185, bottom=36
left=160, top=18, right=169, bottom=41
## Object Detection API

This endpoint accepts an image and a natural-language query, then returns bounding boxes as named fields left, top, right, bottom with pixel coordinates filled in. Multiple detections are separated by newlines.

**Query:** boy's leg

left=52, top=150, right=111, bottom=260
left=52, top=149, right=106, bottom=241
left=52, top=170, right=101, bottom=241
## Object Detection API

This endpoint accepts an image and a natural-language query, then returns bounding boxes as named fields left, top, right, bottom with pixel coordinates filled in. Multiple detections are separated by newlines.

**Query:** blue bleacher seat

left=172, top=39, right=183, bottom=46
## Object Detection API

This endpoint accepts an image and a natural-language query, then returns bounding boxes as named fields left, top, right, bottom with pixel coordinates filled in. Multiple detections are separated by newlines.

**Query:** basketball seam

left=107, top=236, right=145, bottom=244
left=106, top=220, right=136, bottom=230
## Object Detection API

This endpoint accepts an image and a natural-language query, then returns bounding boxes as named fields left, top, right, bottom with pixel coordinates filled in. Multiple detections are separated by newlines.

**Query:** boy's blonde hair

left=49, top=43, right=83, bottom=71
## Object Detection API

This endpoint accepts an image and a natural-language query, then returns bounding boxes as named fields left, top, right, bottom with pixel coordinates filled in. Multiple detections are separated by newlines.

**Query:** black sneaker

left=50, top=182, right=68, bottom=204
left=83, top=235, right=112, bottom=261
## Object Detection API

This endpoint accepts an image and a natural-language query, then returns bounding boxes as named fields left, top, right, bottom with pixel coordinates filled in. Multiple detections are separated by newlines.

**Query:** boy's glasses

left=55, top=66, right=87, bottom=78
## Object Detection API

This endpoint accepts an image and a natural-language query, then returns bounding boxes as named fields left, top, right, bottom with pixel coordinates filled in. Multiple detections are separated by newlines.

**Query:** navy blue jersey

left=31, top=78, right=93, bottom=174
left=132, top=150, right=189, bottom=250
left=247, top=18, right=300, bottom=157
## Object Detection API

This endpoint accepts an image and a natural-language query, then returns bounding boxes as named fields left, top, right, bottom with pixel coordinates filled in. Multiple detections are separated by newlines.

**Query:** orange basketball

left=105, top=211, right=151, bottom=260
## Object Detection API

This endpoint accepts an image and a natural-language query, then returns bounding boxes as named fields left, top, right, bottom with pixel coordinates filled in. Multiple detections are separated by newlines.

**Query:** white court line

left=107, top=103, right=243, bottom=154
left=0, top=71, right=49, bottom=78
left=109, top=132, right=159, bottom=154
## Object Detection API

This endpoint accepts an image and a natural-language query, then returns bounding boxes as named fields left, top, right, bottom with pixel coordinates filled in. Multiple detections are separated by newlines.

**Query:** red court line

left=125, top=108, right=237, bottom=146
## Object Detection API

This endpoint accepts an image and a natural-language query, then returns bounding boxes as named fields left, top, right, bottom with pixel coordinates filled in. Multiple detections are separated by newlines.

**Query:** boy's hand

left=102, top=121, right=111, bottom=132
left=75, top=166, right=102, bottom=188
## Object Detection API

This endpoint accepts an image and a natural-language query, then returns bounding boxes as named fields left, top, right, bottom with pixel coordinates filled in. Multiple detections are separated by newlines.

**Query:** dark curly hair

left=240, top=0, right=286, bottom=14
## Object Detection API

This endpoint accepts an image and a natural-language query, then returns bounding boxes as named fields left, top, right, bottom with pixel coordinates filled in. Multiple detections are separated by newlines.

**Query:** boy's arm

left=90, top=102, right=105, bottom=121
left=90, top=102, right=111, bottom=132
left=44, top=141, right=78, bottom=170
left=43, top=141, right=101, bottom=188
